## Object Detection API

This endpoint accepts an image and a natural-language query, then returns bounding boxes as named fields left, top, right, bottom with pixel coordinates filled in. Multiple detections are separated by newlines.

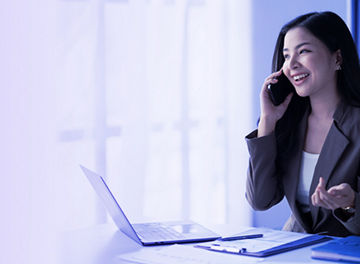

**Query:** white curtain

left=1, top=1, right=57, bottom=263
left=54, top=0, right=253, bottom=230
left=1, top=0, right=253, bottom=263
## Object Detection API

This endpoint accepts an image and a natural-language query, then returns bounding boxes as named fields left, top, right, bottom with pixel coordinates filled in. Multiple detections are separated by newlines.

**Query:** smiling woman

left=246, top=11, right=360, bottom=237
left=282, top=27, right=341, bottom=155
left=282, top=27, right=341, bottom=101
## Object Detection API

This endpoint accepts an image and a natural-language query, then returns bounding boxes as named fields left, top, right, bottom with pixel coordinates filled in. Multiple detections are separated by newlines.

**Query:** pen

left=194, top=245, right=247, bottom=254
left=218, top=233, right=263, bottom=241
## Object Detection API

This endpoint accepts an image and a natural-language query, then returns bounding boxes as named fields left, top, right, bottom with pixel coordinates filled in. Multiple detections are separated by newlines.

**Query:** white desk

left=59, top=223, right=340, bottom=264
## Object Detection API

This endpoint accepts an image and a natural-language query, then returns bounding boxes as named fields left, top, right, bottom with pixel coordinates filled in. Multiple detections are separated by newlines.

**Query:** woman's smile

left=282, top=27, right=339, bottom=99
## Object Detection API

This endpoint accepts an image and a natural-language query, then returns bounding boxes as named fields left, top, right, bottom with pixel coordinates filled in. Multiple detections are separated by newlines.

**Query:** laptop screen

left=80, top=165, right=141, bottom=243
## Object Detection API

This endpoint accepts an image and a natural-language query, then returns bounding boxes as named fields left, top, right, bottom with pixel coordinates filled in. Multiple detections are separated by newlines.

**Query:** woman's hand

left=258, top=69, right=293, bottom=137
left=311, top=177, right=356, bottom=210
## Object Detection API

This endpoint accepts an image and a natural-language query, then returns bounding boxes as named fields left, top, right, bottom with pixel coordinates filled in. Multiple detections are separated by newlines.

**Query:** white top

left=296, top=151, right=320, bottom=212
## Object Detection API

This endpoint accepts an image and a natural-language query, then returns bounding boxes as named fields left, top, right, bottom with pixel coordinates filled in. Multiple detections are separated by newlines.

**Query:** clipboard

left=195, top=229, right=332, bottom=257
left=241, top=235, right=331, bottom=257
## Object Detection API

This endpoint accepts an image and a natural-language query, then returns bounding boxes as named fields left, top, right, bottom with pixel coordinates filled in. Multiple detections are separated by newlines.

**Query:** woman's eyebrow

left=283, top=42, right=311, bottom=52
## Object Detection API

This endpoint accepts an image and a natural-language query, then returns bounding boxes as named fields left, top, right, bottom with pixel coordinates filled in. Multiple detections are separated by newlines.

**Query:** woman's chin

left=294, top=89, right=309, bottom=98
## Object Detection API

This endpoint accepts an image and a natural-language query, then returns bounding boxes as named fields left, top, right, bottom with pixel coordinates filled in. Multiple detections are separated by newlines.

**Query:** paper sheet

left=117, top=244, right=264, bottom=264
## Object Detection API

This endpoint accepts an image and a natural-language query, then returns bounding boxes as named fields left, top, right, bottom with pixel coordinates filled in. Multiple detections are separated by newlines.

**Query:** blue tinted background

left=1, top=1, right=357, bottom=264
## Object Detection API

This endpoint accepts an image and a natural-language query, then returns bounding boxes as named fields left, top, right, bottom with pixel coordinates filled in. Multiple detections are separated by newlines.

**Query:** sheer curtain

left=54, top=0, right=253, bottom=230
left=1, top=1, right=57, bottom=263
left=1, top=1, right=253, bottom=263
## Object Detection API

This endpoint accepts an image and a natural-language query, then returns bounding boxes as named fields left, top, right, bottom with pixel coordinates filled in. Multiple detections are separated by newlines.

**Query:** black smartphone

left=267, top=73, right=294, bottom=106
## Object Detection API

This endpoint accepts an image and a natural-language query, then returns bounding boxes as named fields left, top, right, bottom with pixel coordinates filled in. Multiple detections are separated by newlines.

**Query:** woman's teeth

left=293, top=73, right=309, bottom=81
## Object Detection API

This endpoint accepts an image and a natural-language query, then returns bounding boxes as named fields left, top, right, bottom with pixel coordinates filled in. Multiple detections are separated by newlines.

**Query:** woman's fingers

left=312, top=189, right=336, bottom=210
left=319, top=190, right=339, bottom=209
left=318, top=177, right=326, bottom=191
left=312, top=180, right=355, bottom=209
left=312, top=177, right=334, bottom=209
left=263, top=69, right=283, bottom=88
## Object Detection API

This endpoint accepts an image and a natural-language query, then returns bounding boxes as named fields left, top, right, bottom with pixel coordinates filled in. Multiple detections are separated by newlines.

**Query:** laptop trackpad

left=171, top=224, right=202, bottom=234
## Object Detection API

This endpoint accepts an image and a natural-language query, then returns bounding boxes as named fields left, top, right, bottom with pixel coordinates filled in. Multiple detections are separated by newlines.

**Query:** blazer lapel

left=309, top=122, right=349, bottom=229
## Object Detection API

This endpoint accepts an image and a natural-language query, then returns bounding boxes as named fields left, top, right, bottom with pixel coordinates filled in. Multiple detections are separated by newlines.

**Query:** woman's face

left=282, top=27, right=340, bottom=99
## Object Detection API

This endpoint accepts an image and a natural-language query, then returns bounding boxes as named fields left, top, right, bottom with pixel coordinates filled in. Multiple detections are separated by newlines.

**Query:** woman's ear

left=335, top=49, right=343, bottom=70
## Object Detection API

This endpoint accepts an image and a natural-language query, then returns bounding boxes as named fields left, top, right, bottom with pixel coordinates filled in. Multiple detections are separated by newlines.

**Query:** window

left=54, top=0, right=252, bottom=231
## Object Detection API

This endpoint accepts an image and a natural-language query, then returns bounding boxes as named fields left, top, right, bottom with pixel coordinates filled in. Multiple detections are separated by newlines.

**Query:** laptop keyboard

left=134, top=223, right=185, bottom=240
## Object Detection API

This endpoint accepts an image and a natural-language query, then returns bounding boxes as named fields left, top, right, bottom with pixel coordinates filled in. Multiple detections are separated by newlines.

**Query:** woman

left=246, top=11, right=360, bottom=236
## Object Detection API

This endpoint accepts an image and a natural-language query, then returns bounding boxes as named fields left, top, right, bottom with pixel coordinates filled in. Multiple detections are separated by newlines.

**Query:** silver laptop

left=80, top=165, right=220, bottom=245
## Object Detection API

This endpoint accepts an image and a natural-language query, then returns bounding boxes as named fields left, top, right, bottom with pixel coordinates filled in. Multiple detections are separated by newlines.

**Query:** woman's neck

left=309, top=91, right=340, bottom=120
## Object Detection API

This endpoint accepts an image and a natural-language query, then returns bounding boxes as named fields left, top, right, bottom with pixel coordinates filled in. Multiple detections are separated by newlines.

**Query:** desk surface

left=59, top=223, right=340, bottom=264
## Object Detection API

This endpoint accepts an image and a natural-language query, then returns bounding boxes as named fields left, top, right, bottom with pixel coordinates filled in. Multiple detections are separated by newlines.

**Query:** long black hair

left=272, top=11, right=360, bottom=160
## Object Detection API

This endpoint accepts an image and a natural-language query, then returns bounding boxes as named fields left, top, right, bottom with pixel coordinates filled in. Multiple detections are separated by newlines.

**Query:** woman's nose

left=288, top=54, right=300, bottom=69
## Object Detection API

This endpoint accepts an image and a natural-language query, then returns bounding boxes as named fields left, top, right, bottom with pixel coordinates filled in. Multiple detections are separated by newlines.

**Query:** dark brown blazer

left=245, top=102, right=360, bottom=236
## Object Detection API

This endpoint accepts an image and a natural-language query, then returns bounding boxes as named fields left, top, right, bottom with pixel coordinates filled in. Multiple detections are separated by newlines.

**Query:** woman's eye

left=283, top=54, right=290, bottom=60
left=300, top=49, right=310, bottom=54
